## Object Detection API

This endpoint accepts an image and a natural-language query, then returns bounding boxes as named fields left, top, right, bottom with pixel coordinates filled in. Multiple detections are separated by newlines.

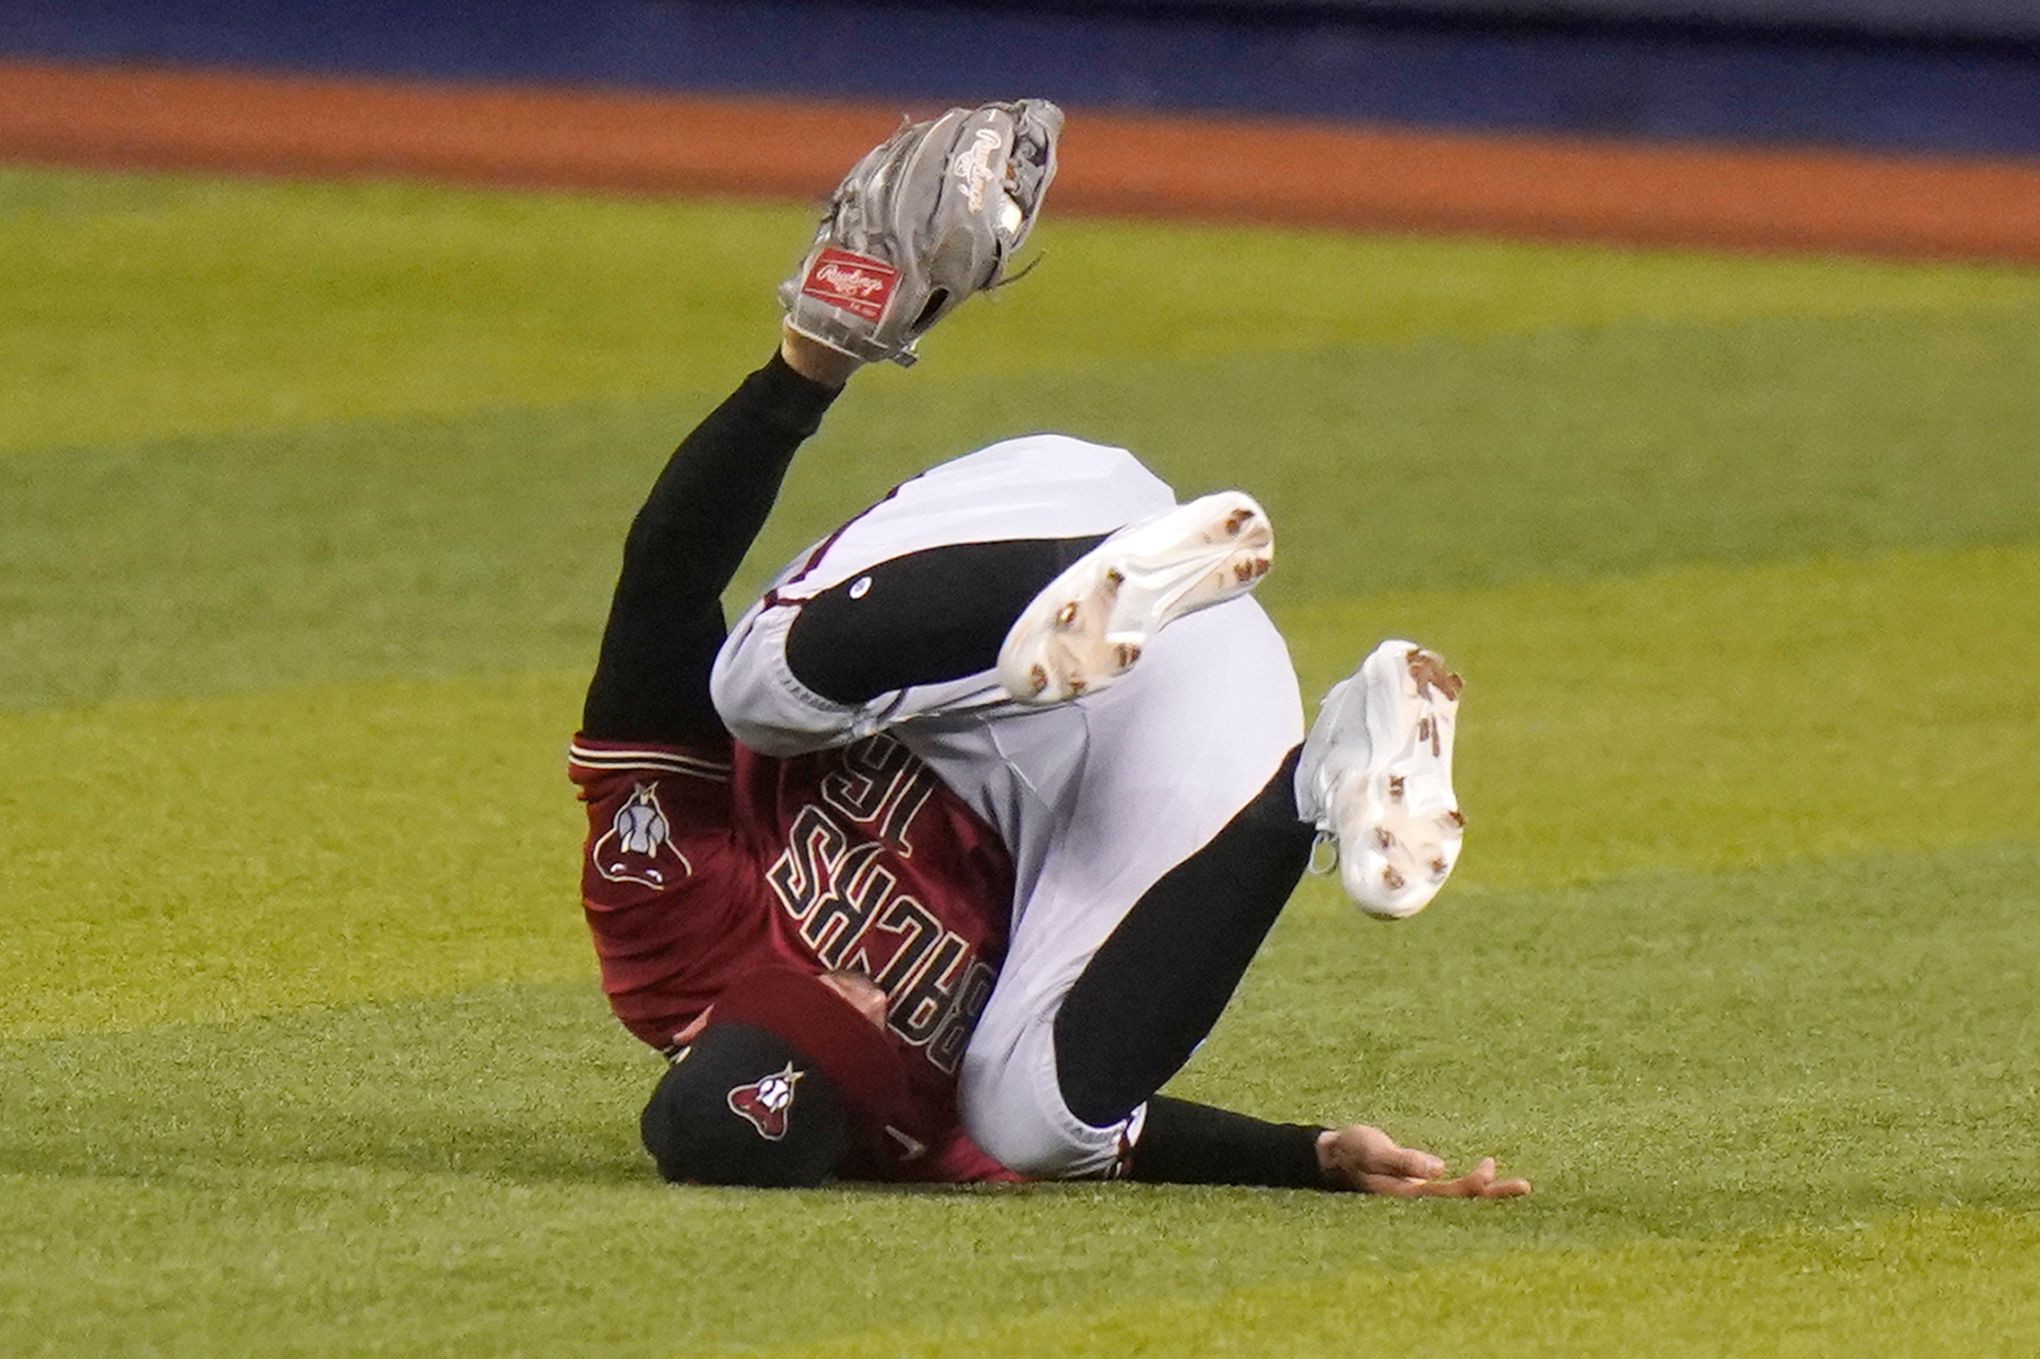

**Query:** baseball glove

left=780, top=99, right=1063, bottom=368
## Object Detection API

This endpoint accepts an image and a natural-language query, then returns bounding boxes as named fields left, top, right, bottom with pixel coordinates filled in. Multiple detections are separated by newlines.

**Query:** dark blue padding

left=2, top=0, right=2035, bottom=157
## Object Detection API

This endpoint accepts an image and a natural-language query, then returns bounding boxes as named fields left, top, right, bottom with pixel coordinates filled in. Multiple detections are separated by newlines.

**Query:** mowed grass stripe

left=7, top=164, right=2040, bottom=452
left=3, top=844, right=2034, bottom=1357
left=3, top=542, right=2032, bottom=1039
left=11, top=845, right=2026, bottom=1204
left=1199, top=841, right=2039, bottom=1218
left=7, top=303, right=2039, bottom=711
left=1289, top=541, right=2040, bottom=888
left=0, top=671, right=591, bottom=1039
left=9, top=1182, right=2031, bottom=1359
left=764, top=1209, right=2040, bottom=1359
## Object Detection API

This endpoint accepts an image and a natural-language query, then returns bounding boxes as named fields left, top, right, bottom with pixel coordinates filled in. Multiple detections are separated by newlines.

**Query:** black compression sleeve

left=581, top=353, right=842, bottom=746
left=782, top=534, right=1108, bottom=704
left=1124, top=1096, right=1329, bottom=1190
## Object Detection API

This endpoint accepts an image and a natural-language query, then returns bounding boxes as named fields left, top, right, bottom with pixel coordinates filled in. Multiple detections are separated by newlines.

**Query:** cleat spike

left=996, top=493, right=1271, bottom=705
left=1429, top=856, right=1449, bottom=877
left=1443, top=808, right=1465, bottom=829
left=1373, top=827, right=1394, bottom=851
left=1406, top=648, right=1465, bottom=701
left=1381, top=866, right=1406, bottom=891
left=1387, top=774, right=1406, bottom=802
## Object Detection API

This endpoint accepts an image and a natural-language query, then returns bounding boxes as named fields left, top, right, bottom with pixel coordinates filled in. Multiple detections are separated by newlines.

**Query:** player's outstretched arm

left=582, top=100, right=1060, bottom=748
left=579, top=339, right=849, bottom=747
left=1125, top=1096, right=1530, bottom=1198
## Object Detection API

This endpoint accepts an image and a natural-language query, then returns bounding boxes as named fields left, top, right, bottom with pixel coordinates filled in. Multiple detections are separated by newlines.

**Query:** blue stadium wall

left=4, top=0, right=2036, bottom=157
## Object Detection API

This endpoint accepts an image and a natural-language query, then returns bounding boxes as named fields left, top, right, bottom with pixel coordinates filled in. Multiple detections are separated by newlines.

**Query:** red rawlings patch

left=800, top=248, right=898, bottom=322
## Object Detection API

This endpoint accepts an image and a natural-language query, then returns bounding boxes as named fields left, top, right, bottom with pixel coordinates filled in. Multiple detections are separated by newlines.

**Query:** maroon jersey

left=568, top=730, right=1018, bottom=1182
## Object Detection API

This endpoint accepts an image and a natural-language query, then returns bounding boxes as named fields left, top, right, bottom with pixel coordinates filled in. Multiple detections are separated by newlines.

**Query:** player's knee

left=971, top=435, right=1175, bottom=519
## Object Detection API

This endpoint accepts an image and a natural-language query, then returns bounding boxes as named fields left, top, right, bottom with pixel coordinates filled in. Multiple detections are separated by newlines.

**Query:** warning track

left=4, top=60, right=2038, bottom=263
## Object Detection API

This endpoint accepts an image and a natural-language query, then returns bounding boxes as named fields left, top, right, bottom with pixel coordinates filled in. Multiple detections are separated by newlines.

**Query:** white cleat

left=996, top=491, right=1274, bottom=705
left=1295, top=639, right=1465, bottom=920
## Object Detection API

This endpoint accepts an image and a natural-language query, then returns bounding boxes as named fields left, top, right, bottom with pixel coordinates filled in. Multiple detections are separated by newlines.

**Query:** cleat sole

left=997, top=492, right=1274, bottom=705
left=1300, top=639, right=1465, bottom=920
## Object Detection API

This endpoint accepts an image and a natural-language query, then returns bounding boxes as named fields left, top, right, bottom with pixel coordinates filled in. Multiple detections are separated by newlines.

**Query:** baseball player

left=573, top=101, right=1526, bottom=1197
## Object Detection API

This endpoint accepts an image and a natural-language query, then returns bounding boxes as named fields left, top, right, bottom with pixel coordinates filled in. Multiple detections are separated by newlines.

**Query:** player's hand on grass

left=1316, top=1124, right=1531, bottom=1199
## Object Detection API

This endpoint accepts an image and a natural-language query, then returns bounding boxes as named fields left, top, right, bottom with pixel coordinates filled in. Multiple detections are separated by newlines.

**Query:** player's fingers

left=1361, top=1158, right=1529, bottom=1200
left=1358, top=1174, right=1431, bottom=1198
left=1414, top=1159, right=1496, bottom=1198
left=1376, top=1143, right=1447, bottom=1181
left=1415, top=1176, right=1485, bottom=1198
left=671, top=1006, right=716, bottom=1047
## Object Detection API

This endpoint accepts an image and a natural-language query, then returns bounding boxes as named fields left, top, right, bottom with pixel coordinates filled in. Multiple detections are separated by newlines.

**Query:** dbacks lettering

left=820, top=735, right=935, bottom=854
left=765, top=738, right=994, bottom=1074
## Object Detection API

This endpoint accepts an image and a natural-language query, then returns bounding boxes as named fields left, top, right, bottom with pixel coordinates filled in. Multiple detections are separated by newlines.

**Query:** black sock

left=783, top=534, right=1108, bottom=705
left=1053, top=748, right=1314, bottom=1126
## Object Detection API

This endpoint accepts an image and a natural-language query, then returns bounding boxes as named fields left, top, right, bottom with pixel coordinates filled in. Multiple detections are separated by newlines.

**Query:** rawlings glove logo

left=953, top=127, right=1004, bottom=212
left=801, top=248, right=898, bottom=321
left=815, top=264, right=886, bottom=298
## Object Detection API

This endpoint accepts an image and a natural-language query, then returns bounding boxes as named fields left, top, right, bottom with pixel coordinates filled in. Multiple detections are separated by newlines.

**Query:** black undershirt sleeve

left=1124, top=1095, right=1330, bottom=1190
left=581, top=352, right=841, bottom=747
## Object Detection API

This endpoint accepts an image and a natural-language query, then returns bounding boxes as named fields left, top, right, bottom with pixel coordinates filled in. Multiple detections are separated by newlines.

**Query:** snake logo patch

left=592, top=782, right=692, bottom=889
left=727, top=1064, right=804, bottom=1141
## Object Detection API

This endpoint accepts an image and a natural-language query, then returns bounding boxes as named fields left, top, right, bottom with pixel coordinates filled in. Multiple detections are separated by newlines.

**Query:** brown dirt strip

left=5, top=60, right=2039, bottom=263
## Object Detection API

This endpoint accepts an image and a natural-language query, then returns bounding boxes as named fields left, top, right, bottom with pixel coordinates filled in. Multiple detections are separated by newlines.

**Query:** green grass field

left=3, top=163, right=2037, bottom=1357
